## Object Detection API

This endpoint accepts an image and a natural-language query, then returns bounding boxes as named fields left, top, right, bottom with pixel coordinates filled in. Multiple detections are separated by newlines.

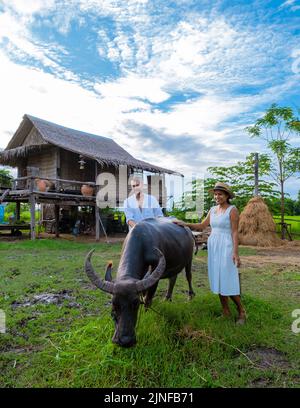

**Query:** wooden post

left=95, top=205, right=100, bottom=242
left=95, top=161, right=100, bottom=242
left=29, top=195, right=36, bottom=240
left=254, top=153, right=259, bottom=196
left=56, top=148, right=61, bottom=191
left=16, top=202, right=21, bottom=221
left=55, top=205, right=60, bottom=238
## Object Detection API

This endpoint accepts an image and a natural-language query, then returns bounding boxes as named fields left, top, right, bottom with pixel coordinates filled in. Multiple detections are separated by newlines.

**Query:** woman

left=174, top=182, right=246, bottom=324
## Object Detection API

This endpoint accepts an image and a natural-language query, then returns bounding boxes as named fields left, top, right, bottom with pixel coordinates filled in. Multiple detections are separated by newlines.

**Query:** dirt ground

left=240, top=241, right=300, bottom=268
left=1, top=232, right=299, bottom=267
left=0, top=231, right=127, bottom=244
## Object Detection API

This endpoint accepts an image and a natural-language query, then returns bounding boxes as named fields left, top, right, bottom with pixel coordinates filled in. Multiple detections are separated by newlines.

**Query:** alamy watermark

left=95, top=165, right=205, bottom=220
left=0, top=309, right=6, bottom=334
left=291, top=309, right=300, bottom=334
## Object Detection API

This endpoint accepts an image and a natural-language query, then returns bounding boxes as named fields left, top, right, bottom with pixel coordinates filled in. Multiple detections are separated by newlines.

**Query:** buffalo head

left=84, top=248, right=166, bottom=347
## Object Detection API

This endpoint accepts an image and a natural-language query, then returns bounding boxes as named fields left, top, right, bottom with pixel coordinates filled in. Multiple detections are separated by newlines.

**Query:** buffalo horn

left=84, top=249, right=115, bottom=294
left=136, top=248, right=166, bottom=292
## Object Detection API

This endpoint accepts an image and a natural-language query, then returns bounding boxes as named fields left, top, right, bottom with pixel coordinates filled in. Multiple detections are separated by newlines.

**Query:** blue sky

left=0, top=0, right=299, bottom=198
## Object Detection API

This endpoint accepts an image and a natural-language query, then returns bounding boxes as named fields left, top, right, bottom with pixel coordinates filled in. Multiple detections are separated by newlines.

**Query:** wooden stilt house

left=0, top=114, right=180, bottom=240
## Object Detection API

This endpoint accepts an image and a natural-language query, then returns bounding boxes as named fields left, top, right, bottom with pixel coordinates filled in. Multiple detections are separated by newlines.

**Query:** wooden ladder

left=0, top=189, right=10, bottom=203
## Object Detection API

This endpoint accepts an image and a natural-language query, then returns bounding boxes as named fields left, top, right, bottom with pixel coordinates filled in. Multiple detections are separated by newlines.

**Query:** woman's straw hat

left=208, top=182, right=235, bottom=199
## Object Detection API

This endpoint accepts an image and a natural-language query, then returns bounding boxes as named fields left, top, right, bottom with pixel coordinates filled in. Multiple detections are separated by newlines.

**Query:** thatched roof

left=0, top=114, right=181, bottom=175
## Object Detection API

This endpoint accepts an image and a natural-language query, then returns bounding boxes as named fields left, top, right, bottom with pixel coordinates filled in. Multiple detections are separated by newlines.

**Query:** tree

left=0, top=169, right=13, bottom=188
left=295, top=190, right=300, bottom=215
left=206, top=153, right=280, bottom=211
left=169, top=153, right=280, bottom=220
left=246, top=104, right=300, bottom=238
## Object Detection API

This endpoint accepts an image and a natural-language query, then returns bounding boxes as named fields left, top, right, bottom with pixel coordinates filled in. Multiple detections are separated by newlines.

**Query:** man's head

left=130, top=176, right=144, bottom=195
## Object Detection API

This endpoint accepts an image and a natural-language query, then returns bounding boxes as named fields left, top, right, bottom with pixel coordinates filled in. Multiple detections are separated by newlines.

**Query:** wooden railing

left=11, top=176, right=96, bottom=195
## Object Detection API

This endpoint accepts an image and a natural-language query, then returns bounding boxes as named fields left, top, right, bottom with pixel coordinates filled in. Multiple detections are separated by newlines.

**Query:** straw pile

left=238, top=196, right=282, bottom=247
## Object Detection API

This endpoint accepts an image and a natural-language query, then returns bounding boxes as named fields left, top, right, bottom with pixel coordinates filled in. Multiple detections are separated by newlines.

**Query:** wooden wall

left=27, top=146, right=57, bottom=180
left=59, top=149, right=95, bottom=185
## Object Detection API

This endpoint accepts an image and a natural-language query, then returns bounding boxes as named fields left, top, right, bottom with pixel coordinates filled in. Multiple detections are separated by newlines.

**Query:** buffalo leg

left=144, top=282, right=159, bottom=309
left=165, top=275, right=177, bottom=301
left=185, top=261, right=195, bottom=299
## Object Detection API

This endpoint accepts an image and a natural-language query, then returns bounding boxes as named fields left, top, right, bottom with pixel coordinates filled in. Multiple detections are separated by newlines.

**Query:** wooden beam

left=55, top=204, right=60, bottom=238
left=95, top=161, right=100, bottom=242
left=16, top=201, right=21, bottom=221
left=95, top=206, right=100, bottom=242
left=29, top=194, right=36, bottom=240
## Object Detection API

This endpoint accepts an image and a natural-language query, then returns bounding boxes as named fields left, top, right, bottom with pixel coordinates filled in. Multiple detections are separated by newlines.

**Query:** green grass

left=0, top=240, right=299, bottom=388
left=273, top=215, right=300, bottom=239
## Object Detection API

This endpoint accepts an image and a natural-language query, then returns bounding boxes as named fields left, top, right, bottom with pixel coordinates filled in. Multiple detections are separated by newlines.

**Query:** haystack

left=238, top=196, right=282, bottom=247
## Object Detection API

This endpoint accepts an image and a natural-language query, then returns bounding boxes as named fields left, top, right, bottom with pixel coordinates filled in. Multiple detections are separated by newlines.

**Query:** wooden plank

left=37, top=200, right=96, bottom=206
left=6, top=190, right=96, bottom=201
left=0, top=224, right=30, bottom=231
left=9, top=190, right=31, bottom=195
left=35, top=191, right=95, bottom=199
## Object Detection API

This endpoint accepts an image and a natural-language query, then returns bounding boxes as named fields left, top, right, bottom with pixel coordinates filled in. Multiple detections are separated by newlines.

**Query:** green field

left=0, top=239, right=299, bottom=388
left=273, top=215, right=300, bottom=239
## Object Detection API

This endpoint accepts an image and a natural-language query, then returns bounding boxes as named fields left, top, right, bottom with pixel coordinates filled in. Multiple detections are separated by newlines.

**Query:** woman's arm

left=230, top=207, right=241, bottom=267
left=173, top=211, right=210, bottom=231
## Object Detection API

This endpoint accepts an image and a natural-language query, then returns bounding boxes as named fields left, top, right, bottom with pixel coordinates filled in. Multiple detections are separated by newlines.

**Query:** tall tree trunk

left=280, top=179, right=285, bottom=240
left=254, top=153, right=259, bottom=196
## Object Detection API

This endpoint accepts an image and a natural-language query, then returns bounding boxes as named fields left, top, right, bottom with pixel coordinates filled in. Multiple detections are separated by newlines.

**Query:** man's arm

left=151, top=196, right=164, bottom=217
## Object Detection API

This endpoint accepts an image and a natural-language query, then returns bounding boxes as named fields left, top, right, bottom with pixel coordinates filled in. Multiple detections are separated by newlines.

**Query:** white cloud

left=279, top=0, right=300, bottom=11
left=2, top=0, right=56, bottom=15
left=0, top=9, right=77, bottom=81
left=94, top=76, right=170, bottom=104
left=0, top=51, right=150, bottom=146
left=0, top=0, right=299, bottom=196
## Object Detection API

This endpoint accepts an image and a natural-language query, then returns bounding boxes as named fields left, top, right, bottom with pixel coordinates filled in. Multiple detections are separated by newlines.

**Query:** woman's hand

left=233, top=253, right=241, bottom=268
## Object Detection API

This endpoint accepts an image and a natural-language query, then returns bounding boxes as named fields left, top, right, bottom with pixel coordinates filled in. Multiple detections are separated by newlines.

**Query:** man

left=123, top=176, right=164, bottom=229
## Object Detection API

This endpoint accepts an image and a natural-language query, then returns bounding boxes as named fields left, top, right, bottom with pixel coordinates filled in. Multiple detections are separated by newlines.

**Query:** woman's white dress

left=207, top=205, right=240, bottom=296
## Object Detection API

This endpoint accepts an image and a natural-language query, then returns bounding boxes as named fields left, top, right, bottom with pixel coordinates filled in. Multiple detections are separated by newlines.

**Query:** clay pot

left=36, top=179, right=47, bottom=192
left=81, top=184, right=94, bottom=196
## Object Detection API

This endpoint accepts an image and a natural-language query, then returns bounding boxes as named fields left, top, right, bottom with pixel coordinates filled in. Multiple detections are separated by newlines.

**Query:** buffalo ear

left=105, top=261, right=113, bottom=282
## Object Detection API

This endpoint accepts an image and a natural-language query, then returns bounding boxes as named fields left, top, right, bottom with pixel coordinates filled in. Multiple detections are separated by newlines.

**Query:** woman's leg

left=230, top=295, right=246, bottom=322
left=219, top=295, right=231, bottom=316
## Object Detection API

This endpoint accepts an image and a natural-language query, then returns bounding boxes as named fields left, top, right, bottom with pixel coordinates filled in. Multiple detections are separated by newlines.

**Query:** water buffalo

left=84, top=218, right=195, bottom=347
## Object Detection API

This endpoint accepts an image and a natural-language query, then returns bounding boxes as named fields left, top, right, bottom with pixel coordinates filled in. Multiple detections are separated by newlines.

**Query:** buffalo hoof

left=164, top=296, right=172, bottom=302
left=188, top=292, right=195, bottom=300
